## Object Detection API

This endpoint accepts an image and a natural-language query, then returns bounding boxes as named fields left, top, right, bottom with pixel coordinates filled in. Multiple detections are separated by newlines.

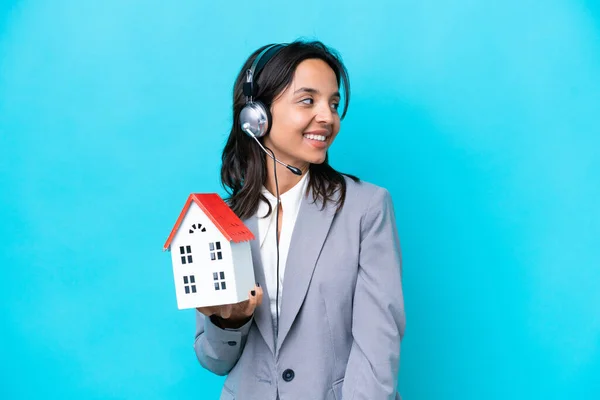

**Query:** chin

left=290, top=150, right=327, bottom=166
left=307, top=155, right=327, bottom=165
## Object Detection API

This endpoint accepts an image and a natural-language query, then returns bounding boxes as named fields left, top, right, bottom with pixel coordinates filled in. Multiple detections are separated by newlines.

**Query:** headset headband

left=243, top=44, right=286, bottom=99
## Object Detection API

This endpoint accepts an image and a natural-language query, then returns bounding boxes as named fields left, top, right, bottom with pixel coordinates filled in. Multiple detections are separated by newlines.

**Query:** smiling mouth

left=303, top=133, right=327, bottom=142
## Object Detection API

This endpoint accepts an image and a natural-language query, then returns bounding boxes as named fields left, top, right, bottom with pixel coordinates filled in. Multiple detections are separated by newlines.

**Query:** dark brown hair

left=221, top=39, right=359, bottom=220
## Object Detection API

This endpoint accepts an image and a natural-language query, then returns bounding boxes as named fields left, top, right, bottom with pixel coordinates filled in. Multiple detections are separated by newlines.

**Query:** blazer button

left=282, top=369, right=295, bottom=382
left=227, top=341, right=237, bottom=346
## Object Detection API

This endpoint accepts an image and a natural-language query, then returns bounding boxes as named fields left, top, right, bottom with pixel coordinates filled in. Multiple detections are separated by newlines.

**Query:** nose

left=315, top=101, right=334, bottom=125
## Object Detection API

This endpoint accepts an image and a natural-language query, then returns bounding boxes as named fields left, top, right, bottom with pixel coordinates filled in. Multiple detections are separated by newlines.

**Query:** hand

left=196, top=284, right=263, bottom=329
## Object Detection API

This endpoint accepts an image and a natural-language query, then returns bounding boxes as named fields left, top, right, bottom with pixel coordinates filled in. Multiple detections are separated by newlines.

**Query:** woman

left=194, top=39, right=405, bottom=400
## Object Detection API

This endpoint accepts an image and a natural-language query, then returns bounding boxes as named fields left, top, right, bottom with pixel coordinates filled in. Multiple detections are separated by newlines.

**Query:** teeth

left=304, top=134, right=326, bottom=141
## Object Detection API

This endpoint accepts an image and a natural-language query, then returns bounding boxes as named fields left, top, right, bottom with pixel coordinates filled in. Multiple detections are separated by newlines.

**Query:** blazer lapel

left=243, top=215, right=276, bottom=355
left=276, top=188, right=337, bottom=354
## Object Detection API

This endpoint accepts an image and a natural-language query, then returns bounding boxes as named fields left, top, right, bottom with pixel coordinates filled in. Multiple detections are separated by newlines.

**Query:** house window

left=209, top=241, right=223, bottom=261
left=183, top=275, right=197, bottom=294
left=180, top=245, right=193, bottom=264
left=189, top=223, right=207, bottom=234
left=213, top=271, right=227, bottom=290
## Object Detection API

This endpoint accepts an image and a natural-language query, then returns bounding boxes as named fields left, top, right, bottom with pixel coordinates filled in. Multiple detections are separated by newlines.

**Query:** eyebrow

left=293, top=87, right=341, bottom=98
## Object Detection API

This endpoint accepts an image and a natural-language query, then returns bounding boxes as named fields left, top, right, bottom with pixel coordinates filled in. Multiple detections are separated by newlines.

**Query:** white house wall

left=230, top=241, right=256, bottom=302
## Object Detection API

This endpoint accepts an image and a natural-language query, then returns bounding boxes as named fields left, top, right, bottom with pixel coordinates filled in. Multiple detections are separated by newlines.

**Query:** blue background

left=1, top=0, right=599, bottom=398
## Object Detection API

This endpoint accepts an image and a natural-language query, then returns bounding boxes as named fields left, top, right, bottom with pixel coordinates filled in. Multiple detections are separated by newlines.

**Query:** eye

left=331, top=102, right=340, bottom=111
left=300, top=98, right=313, bottom=105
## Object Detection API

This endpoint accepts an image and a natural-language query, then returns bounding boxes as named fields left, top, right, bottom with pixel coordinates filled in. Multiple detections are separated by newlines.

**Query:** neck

left=264, top=155, right=309, bottom=197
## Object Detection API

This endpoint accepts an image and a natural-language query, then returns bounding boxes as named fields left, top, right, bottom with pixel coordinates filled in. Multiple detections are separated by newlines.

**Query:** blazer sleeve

left=342, top=187, right=406, bottom=399
left=193, top=311, right=253, bottom=376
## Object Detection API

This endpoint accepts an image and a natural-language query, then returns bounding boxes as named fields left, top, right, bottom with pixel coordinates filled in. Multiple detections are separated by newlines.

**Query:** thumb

left=220, top=305, right=232, bottom=319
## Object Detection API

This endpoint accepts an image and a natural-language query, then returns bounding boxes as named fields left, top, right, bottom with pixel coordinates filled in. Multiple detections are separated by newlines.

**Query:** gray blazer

left=194, top=177, right=405, bottom=400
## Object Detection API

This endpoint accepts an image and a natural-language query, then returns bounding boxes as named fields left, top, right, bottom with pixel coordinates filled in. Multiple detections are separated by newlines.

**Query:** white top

left=256, top=171, right=309, bottom=335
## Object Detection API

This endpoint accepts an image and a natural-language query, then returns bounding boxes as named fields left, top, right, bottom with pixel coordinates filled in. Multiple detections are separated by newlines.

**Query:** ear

left=264, top=103, right=273, bottom=136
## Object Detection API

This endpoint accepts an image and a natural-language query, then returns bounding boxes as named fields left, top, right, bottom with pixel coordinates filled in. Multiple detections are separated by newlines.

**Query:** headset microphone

left=241, top=123, right=302, bottom=176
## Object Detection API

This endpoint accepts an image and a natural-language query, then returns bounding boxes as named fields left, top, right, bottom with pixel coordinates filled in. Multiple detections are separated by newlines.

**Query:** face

left=263, top=58, right=341, bottom=168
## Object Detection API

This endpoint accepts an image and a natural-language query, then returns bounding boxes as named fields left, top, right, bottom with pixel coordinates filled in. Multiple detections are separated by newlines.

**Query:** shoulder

left=341, top=176, right=399, bottom=242
left=343, top=175, right=392, bottom=203
left=341, top=175, right=394, bottom=216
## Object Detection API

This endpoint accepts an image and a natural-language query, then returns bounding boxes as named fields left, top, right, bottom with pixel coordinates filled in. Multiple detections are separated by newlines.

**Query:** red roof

left=163, top=193, right=255, bottom=250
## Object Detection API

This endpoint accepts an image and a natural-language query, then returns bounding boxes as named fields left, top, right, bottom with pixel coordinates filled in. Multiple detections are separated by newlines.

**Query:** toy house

left=163, top=194, right=256, bottom=310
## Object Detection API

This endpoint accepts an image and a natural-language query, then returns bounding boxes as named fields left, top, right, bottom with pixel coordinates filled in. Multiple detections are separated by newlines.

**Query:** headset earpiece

left=240, top=101, right=272, bottom=138
left=239, top=44, right=285, bottom=139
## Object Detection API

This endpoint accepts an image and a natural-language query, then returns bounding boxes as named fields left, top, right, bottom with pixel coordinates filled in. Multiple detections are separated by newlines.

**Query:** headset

left=239, top=44, right=301, bottom=176
left=238, top=43, right=302, bottom=338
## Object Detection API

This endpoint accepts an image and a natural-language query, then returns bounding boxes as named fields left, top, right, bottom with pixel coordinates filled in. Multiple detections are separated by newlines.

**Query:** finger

left=220, top=304, right=232, bottom=319
left=246, top=286, right=263, bottom=314
left=250, top=286, right=263, bottom=310
left=254, top=286, right=263, bottom=306
left=245, top=289, right=257, bottom=314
